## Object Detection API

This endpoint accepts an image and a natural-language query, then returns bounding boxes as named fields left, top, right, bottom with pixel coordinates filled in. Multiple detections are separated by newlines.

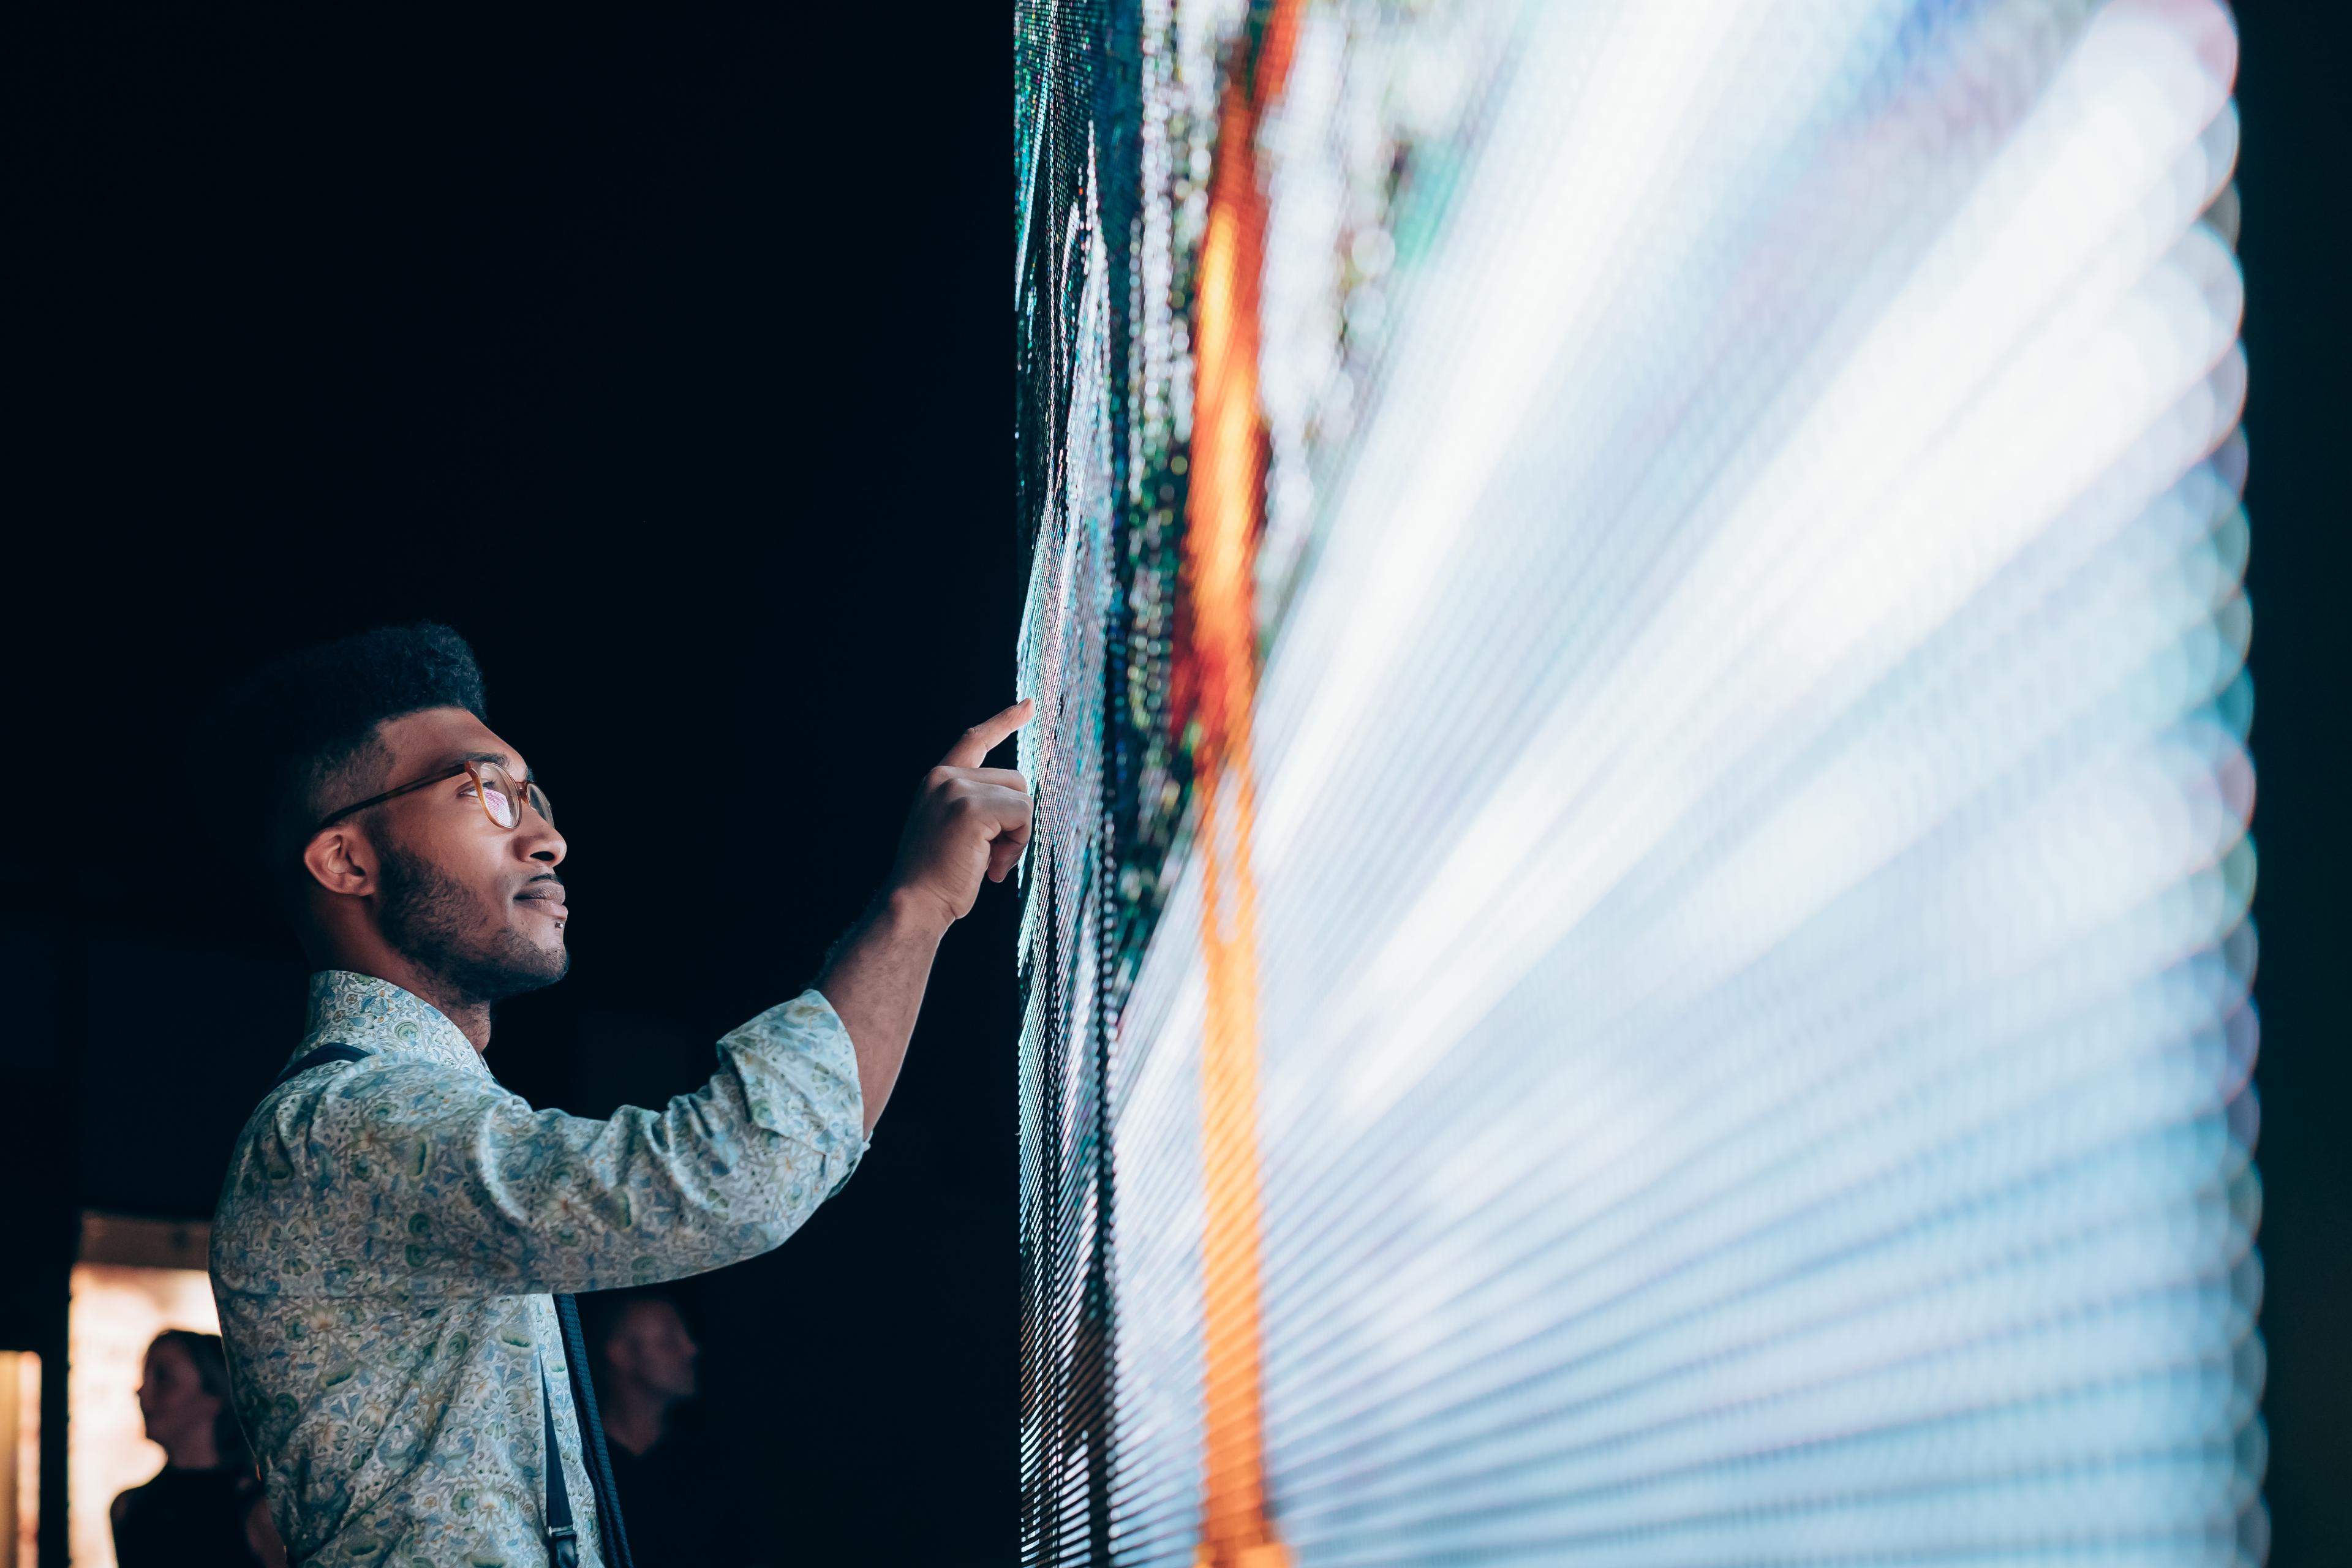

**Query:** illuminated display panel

left=1014, top=2, right=2260, bottom=1564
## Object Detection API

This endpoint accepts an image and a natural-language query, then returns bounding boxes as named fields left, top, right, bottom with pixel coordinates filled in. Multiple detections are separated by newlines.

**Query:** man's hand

left=817, top=699, right=1036, bottom=1134
left=887, top=699, right=1036, bottom=929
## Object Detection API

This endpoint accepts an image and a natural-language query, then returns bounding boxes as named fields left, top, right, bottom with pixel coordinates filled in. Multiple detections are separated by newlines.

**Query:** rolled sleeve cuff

left=724, top=988, right=872, bottom=1201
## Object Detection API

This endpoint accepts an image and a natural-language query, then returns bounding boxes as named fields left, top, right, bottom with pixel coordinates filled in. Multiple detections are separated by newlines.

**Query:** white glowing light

left=1028, top=0, right=2260, bottom=1563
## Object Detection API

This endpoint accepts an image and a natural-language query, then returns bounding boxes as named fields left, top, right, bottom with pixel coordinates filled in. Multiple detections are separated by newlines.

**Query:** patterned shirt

left=211, top=971, right=867, bottom=1567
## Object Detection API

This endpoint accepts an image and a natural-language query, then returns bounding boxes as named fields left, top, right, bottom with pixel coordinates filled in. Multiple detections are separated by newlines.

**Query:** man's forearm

left=816, top=887, right=954, bottom=1134
left=820, top=698, right=1035, bottom=1135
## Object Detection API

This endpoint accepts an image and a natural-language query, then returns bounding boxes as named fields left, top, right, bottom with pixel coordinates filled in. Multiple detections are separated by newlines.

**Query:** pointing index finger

left=941, top=698, right=1036, bottom=769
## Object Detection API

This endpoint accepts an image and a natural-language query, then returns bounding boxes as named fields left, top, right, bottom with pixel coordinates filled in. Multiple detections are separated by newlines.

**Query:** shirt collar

left=296, top=970, right=489, bottom=1079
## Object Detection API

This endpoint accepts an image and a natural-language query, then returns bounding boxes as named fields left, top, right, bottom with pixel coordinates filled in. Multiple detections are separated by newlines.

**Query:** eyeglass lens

left=473, top=761, right=552, bottom=830
left=475, top=763, right=522, bottom=829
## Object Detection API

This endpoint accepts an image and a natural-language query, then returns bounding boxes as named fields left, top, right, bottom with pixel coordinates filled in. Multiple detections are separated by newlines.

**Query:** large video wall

left=1013, top=2, right=2261, bottom=1564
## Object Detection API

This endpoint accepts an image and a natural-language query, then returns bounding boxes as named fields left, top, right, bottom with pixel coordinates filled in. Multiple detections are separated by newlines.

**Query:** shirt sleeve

left=242, top=990, right=869, bottom=1297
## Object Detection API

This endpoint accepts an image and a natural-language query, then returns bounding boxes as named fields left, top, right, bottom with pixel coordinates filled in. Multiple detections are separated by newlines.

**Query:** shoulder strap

left=557, top=1294, right=636, bottom=1568
left=257, top=1041, right=635, bottom=1567
left=541, top=1362, right=581, bottom=1567
left=268, top=1041, right=372, bottom=1093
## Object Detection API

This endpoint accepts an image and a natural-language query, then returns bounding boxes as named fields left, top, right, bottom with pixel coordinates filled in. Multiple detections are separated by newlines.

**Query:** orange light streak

left=1185, top=6, right=1302, bottom=1566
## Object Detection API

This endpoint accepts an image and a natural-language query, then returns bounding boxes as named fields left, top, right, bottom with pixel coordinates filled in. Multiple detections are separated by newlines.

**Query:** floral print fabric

left=211, top=970, right=867, bottom=1567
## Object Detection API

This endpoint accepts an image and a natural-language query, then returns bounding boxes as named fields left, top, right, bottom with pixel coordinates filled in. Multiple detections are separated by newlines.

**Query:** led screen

left=1013, top=2, right=2260, bottom=1564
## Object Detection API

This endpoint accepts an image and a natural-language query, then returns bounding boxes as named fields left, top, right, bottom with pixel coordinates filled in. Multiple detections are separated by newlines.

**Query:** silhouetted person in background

left=587, top=1293, right=763, bottom=1566
left=111, top=1330, right=287, bottom=1568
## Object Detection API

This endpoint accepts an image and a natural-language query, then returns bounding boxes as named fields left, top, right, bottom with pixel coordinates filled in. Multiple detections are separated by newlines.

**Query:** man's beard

left=377, top=839, right=569, bottom=1007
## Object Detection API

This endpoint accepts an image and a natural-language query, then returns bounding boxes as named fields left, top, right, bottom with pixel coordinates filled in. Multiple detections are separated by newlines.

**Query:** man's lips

left=515, top=885, right=568, bottom=921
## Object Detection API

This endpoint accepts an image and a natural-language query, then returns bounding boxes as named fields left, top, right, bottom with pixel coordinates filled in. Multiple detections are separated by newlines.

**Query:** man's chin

left=518, top=940, right=571, bottom=989
left=508, top=914, right=571, bottom=976
left=441, top=932, right=570, bottom=1006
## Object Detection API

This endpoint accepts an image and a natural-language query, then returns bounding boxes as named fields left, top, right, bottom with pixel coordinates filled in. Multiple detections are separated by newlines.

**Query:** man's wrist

left=880, top=883, right=957, bottom=943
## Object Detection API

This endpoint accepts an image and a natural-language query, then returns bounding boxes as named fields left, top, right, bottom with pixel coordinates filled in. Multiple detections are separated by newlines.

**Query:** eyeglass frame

left=311, top=758, right=554, bottom=836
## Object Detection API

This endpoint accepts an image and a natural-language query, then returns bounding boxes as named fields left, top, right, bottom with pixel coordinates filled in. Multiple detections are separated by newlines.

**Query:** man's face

left=137, top=1340, right=218, bottom=1450
left=343, top=707, right=570, bottom=1005
left=611, top=1300, right=700, bottom=1400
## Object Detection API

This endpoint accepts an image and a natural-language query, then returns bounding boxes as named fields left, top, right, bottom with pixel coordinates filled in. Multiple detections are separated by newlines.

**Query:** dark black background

left=2230, top=6, right=2352, bottom=1564
left=4, top=9, right=1016, bottom=1566
left=4, top=6, right=2345, bottom=1566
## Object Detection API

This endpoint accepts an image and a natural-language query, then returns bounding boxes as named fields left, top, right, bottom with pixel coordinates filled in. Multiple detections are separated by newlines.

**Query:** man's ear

left=300, top=825, right=379, bottom=899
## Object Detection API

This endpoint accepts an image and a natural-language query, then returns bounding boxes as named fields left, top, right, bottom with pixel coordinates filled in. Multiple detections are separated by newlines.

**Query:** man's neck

left=160, top=1425, right=221, bottom=1471
left=402, top=978, right=492, bottom=1054
left=322, top=952, right=492, bottom=1053
left=600, top=1382, right=671, bottom=1460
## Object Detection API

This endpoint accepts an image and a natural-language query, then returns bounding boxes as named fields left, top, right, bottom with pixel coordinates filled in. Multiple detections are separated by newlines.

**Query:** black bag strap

left=556, top=1294, right=635, bottom=1568
left=259, top=1040, right=635, bottom=1568
left=269, top=1041, right=373, bottom=1090
left=541, top=1360, right=581, bottom=1567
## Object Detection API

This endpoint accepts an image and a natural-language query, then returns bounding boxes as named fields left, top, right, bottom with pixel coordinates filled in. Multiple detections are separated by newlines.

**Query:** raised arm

left=818, top=699, right=1034, bottom=1134
left=217, top=702, right=1033, bottom=1300
left=224, top=991, right=872, bottom=1298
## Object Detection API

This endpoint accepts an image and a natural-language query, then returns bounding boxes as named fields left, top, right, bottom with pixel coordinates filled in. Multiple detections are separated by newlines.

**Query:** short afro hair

left=197, top=622, right=489, bottom=888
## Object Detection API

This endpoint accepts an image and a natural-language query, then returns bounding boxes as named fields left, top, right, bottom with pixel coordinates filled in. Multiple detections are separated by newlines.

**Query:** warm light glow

left=68, top=1262, right=219, bottom=1568
left=1183, top=8, right=1303, bottom=1566
left=0, top=1352, right=37, bottom=1568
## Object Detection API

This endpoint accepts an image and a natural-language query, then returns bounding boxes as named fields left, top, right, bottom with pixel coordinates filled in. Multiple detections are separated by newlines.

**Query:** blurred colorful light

left=1015, top=1, right=2258, bottom=1562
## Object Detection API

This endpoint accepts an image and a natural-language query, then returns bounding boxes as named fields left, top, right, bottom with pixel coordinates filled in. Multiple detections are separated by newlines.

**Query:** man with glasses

left=200, top=623, right=1031, bottom=1568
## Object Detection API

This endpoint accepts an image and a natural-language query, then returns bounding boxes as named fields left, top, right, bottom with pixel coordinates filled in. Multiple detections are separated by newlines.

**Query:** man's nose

left=516, top=811, right=566, bottom=866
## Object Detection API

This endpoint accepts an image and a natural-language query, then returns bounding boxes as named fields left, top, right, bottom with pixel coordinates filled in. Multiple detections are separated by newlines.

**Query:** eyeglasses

left=313, top=758, right=554, bottom=835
